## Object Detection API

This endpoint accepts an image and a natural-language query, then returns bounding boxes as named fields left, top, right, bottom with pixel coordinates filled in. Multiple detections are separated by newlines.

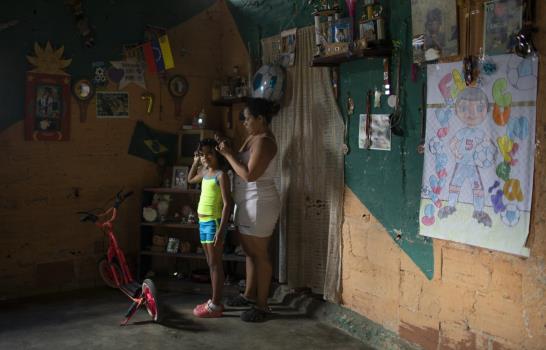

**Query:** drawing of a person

left=438, top=87, right=492, bottom=227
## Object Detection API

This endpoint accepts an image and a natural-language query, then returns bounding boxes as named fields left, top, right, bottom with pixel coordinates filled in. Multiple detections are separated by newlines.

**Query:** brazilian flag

left=128, top=121, right=177, bottom=165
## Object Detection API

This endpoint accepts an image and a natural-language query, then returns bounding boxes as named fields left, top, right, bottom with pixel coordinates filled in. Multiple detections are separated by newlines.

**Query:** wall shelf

left=141, top=222, right=199, bottom=229
left=310, top=46, right=392, bottom=67
left=211, top=97, right=246, bottom=107
left=141, top=250, right=246, bottom=262
left=143, top=187, right=200, bottom=194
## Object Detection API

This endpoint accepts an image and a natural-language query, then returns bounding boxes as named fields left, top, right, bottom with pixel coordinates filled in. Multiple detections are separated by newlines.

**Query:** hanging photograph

left=411, top=0, right=458, bottom=62
left=419, top=54, right=537, bottom=257
left=359, top=114, right=391, bottom=151
left=279, top=28, right=297, bottom=67
left=483, top=0, right=522, bottom=55
left=96, top=91, right=129, bottom=118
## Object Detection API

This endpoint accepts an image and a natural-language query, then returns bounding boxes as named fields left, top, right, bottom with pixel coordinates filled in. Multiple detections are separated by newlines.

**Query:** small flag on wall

left=142, top=42, right=157, bottom=73
left=151, top=38, right=165, bottom=73
left=128, top=121, right=177, bottom=165
left=158, top=35, right=175, bottom=70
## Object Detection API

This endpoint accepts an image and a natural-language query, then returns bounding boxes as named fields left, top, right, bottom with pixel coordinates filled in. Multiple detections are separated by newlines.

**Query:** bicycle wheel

left=98, top=257, right=121, bottom=288
left=142, top=279, right=160, bottom=322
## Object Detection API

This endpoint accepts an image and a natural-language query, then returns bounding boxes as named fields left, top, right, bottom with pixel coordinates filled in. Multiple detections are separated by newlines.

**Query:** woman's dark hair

left=197, top=138, right=228, bottom=170
left=241, top=97, right=281, bottom=124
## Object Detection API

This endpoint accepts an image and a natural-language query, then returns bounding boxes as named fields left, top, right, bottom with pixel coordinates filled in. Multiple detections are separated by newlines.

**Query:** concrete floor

left=0, top=287, right=373, bottom=350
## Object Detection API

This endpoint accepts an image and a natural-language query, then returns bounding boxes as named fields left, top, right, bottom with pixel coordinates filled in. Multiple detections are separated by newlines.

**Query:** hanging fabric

left=261, top=26, right=345, bottom=302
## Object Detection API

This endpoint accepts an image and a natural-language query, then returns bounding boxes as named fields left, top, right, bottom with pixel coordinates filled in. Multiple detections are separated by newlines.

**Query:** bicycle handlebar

left=78, top=190, right=133, bottom=223
left=114, top=190, right=133, bottom=209
left=77, top=211, right=98, bottom=223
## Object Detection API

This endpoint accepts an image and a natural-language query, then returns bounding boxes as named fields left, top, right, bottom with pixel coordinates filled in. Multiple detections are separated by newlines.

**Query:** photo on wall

left=483, top=0, right=522, bottom=55
left=96, top=91, right=129, bottom=118
left=358, top=114, right=391, bottom=151
left=411, top=0, right=458, bottom=62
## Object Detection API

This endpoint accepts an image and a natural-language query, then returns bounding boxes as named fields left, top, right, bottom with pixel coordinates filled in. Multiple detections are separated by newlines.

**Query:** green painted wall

left=0, top=0, right=215, bottom=131
left=341, top=0, right=433, bottom=279
left=226, top=0, right=433, bottom=278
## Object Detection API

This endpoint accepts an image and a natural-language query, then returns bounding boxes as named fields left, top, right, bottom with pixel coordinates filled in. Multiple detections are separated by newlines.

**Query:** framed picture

left=411, top=0, right=459, bottom=62
left=359, top=114, right=391, bottom=151
left=96, top=91, right=129, bottom=118
left=483, top=0, right=522, bottom=55
left=25, top=72, right=71, bottom=141
left=166, top=237, right=180, bottom=254
left=334, top=18, right=352, bottom=43
left=172, top=166, right=189, bottom=190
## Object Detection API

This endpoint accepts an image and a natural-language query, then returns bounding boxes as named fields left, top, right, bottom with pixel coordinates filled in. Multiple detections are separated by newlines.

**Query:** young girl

left=188, top=138, right=232, bottom=318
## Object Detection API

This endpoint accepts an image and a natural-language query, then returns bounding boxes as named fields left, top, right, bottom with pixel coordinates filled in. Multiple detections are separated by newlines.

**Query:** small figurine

left=187, top=212, right=196, bottom=224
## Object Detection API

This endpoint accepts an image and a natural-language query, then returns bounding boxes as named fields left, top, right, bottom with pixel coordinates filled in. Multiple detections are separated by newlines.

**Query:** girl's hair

left=197, top=138, right=228, bottom=170
left=241, top=97, right=281, bottom=124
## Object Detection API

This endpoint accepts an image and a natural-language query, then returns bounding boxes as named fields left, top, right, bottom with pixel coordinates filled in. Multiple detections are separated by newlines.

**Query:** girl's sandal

left=226, top=294, right=255, bottom=307
left=240, top=306, right=271, bottom=323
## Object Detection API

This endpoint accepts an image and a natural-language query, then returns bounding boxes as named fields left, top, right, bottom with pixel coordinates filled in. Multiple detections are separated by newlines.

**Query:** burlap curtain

left=262, top=26, right=345, bottom=302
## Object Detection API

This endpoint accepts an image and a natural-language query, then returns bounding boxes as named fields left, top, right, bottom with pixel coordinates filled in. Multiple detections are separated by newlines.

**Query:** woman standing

left=216, top=97, right=280, bottom=322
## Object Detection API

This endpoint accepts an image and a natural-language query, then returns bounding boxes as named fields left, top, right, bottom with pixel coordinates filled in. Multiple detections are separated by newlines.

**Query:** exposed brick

left=439, top=320, right=476, bottom=350
left=441, top=245, right=492, bottom=291
left=469, top=292, right=526, bottom=344
left=399, top=321, right=440, bottom=350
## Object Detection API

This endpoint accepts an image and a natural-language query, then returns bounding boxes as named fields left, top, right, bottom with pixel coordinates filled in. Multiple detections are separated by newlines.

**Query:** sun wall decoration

left=25, top=42, right=72, bottom=141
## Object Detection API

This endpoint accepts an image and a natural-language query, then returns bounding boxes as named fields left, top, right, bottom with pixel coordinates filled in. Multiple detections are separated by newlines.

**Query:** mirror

left=168, top=75, right=189, bottom=98
left=72, top=78, right=95, bottom=122
left=72, top=79, right=95, bottom=101
left=168, top=75, right=189, bottom=117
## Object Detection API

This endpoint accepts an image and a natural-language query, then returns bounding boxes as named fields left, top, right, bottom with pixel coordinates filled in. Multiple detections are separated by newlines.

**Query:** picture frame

left=166, top=237, right=180, bottom=254
left=24, top=72, right=71, bottom=141
left=359, top=114, right=391, bottom=151
left=96, top=91, right=129, bottom=118
left=172, top=166, right=189, bottom=190
left=483, top=0, right=522, bottom=55
left=334, top=17, right=352, bottom=43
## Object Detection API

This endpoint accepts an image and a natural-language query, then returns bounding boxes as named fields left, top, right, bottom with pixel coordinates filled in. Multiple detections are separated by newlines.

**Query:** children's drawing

left=419, top=54, right=537, bottom=257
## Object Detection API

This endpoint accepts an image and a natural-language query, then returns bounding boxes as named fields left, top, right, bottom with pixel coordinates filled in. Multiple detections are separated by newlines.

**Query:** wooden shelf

left=143, top=187, right=200, bottom=194
left=310, top=45, right=392, bottom=67
left=141, top=222, right=199, bottom=229
left=141, top=250, right=246, bottom=262
left=211, top=97, right=246, bottom=107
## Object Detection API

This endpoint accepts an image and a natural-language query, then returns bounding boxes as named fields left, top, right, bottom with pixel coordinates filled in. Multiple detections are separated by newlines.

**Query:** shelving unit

left=211, top=97, right=246, bottom=107
left=310, top=45, right=392, bottom=67
left=137, top=187, right=245, bottom=280
left=212, top=97, right=246, bottom=130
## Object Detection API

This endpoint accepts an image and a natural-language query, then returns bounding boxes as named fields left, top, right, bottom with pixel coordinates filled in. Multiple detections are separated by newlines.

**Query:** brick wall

left=0, top=0, right=248, bottom=300
left=341, top=2, right=546, bottom=347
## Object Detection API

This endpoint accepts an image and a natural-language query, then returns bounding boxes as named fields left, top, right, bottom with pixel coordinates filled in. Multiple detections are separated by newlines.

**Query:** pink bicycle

left=78, top=190, right=160, bottom=325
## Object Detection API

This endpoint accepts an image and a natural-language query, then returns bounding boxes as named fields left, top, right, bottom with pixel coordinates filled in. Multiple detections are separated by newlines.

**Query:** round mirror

left=168, top=75, right=189, bottom=98
left=72, top=79, right=95, bottom=101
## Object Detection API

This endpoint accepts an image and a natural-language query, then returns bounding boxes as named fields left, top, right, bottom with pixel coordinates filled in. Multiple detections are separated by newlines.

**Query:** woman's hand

left=215, top=138, right=233, bottom=157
